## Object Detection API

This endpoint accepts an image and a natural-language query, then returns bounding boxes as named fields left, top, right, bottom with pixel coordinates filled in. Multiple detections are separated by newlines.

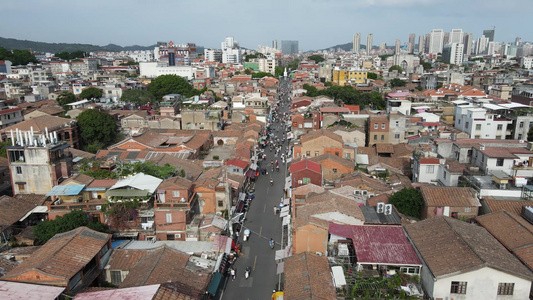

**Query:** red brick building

left=289, top=159, right=322, bottom=188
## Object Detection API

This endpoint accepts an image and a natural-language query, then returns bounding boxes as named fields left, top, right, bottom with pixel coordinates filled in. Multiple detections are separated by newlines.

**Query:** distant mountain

left=313, top=42, right=395, bottom=53
left=0, top=37, right=157, bottom=53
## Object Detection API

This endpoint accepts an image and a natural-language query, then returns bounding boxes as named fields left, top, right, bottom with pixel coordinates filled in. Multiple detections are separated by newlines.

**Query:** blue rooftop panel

left=45, top=184, right=85, bottom=196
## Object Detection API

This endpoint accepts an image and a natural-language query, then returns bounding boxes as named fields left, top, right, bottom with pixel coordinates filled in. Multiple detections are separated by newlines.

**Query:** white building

left=204, top=49, right=222, bottom=62
left=453, top=100, right=512, bottom=140
left=429, top=29, right=444, bottom=54
left=139, top=62, right=194, bottom=79
left=221, top=37, right=241, bottom=64
left=353, top=33, right=361, bottom=54
left=406, top=216, right=533, bottom=300
left=442, top=43, right=464, bottom=65
left=128, top=50, right=154, bottom=62
left=258, top=57, right=277, bottom=75
left=366, top=34, right=373, bottom=54
left=448, top=29, right=464, bottom=44
left=412, top=156, right=443, bottom=184
left=522, top=56, right=533, bottom=69
left=475, top=35, right=490, bottom=55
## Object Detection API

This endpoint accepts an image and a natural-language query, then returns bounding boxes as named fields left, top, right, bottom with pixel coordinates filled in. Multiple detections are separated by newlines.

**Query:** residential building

left=418, top=35, right=425, bottom=54
left=420, top=186, right=480, bottom=219
left=522, top=56, right=533, bottom=69
left=281, top=40, right=298, bottom=55
left=483, top=29, right=495, bottom=42
left=366, top=34, right=373, bottom=54
left=2, top=227, right=112, bottom=293
left=204, top=48, right=222, bottom=62
left=442, top=43, right=464, bottom=65
left=412, top=156, right=443, bottom=184
left=453, top=101, right=512, bottom=139
left=405, top=216, right=532, bottom=300
left=408, top=33, right=415, bottom=54
left=476, top=35, right=490, bottom=55
left=0, top=281, right=65, bottom=299
left=0, top=107, right=23, bottom=129
left=0, top=60, right=12, bottom=74
left=395, top=39, right=401, bottom=54
left=139, top=62, right=194, bottom=79
left=464, top=33, right=473, bottom=56
left=448, top=29, right=464, bottom=44
left=332, top=67, right=368, bottom=85
left=429, top=29, right=444, bottom=54
left=293, top=129, right=354, bottom=160
left=156, top=42, right=197, bottom=66
left=289, top=159, right=322, bottom=188
left=221, top=37, right=241, bottom=64
left=353, top=33, right=361, bottom=53
left=368, top=115, right=390, bottom=146
left=284, top=252, right=336, bottom=300
left=309, top=153, right=354, bottom=182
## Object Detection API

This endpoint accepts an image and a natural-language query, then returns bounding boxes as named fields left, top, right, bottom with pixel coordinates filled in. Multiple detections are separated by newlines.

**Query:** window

left=165, top=213, right=172, bottom=224
left=166, top=234, right=175, bottom=240
left=333, top=168, right=337, bottom=173
left=465, top=121, right=469, bottom=129
left=381, top=123, right=385, bottom=129
left=374, top=123, right=378, bottom=129
left=381, top=135, right=385, bottom=141
left=518, top=134, right=523, bottom=140
left=496, top=135, right=502, bottom=140
left=302, top=177, right=311, bottom=184
left=16, top=166, right=22, bottom=175
left=426, top=165, right=435, bottom=174
left=497, top=283, right=514, bottom=295
left=373, top=135, right=377, bottom=140
left=306, top=151, right=310, bottom=156
left=474, top=135, right=480, bottom=139
left=345, top=153, right=350, bottom=159
left=497, top=124, right=503, bottom=130
left=450, top=281, right=467, bottom=294
left=335, top=152, right=339, bottom=156
left=110, top=270, right=122, bottom=285
left=218, top=200, right=224, bottom=207
left=475, top=124, right=481, bottom=130
left=172, top=191, right=180, bottom=197
left=496, top=158, right=504, bottom=166
left=394, top=134, right=400, bottom=139
left=17, top=184, right=25, bottom=192
left=64, top=132, right=70, bottom=140
left=519, top=122, right=524, bottom=128
left=315, top=151, right=319, bottom=157
left=465, top=207, right=471, bottom=213
left=443, top=171, right=447, bottom=179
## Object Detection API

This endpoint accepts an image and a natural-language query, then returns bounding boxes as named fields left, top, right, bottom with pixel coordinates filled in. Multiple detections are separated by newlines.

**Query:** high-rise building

left=379, top=43, right=386, bottom=50
left=449, top=29, right=464, bottom=44
left=395, top=39, right=401, bottom=54
left=429, top=29, right=444, bottom=54
left=409, top=34, right=415, bottom=54
left=353, top=33, right=361, bottom=53
left=463, top=33, right=473, bottom=56
left=272, top=40, right=279, bottom=50
left=475, top=35, right=489, bottom=55
left=156, top=42, right=197, bottom=66
left=204, top=49, right=222, bottom=62
left=515, top=37, right=522, bottom=47
left=425, top=33, right=431, bottom=53
left=487, top=41, right=500, bottom=55
left=483, top=29, right=495, bottom=42
left=442, top=43, right=464, bottom=65
left=281, top=40, right=299, bottom=55
left=221, top=37, right=241, bottom=64
left=443, top=32, right=450, bottom=46
left=367, top=34, right=373, bottom=54
left=418, top=35, right=425, bottom=54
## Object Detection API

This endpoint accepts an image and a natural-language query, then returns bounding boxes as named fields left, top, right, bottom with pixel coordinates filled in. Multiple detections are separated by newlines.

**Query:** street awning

left=19, top=206, right=48, bottom=222
left=207, top=272, right=223, bottom=296
left=282, top=198, right=290, bottom=205
left=331, top=266, right=347, bottom=287
left=282, top=215, right=291, bottom=226
left=245, top=170, right=256, bottom=179
left=277, top=261, right=284, bottom=274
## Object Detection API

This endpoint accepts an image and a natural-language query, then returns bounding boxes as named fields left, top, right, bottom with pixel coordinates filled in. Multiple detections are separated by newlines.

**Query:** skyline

left=1, top=0, right=532, bottom=52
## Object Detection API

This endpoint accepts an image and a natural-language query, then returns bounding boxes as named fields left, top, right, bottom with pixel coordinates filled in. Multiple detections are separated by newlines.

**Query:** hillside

left=0, top=37, right=156, bottom=53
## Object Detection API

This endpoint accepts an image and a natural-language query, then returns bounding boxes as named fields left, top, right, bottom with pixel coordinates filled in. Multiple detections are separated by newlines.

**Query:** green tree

left=303, top=84, right=319, bottom=97
left=244, top=68, right=252, bottom=75
left=288, top=59, right=300, bottom=70
left=83, top=169, right=117, bottom=179
left=307, top=55, right=325, bottom=63
left=77, top=109, right=117, bottom=150
left=0, top=47, right=38, bottom=65
left=34, top=210, right=108, bottom=243
left=121, top=89, right=155, bottom=106
left=390, top=78, right=407, bottom=88
left=275, top=66, right=284, bottom=77
left=80, top=87, right=103, bottom=100
left=0, top=140, right=11, bottom=158
left=57, top=92, right=77, bottom=110
left=389, top=65, right=403, bottom=73
left=421, top=61, right=432, bottom=70
left=147, top=74, right=196, bottom=101
left=367, top=72, right=378, bottom=80
left=252, top=72, right=274, bottom=79
left=389, top=188, right=423, bottom=218
left=528, top=125, right=533, bottom=142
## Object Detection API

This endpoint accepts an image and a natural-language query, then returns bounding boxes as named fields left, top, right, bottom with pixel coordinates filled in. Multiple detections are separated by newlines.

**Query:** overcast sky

left=1, top=0, right=531, bottom=51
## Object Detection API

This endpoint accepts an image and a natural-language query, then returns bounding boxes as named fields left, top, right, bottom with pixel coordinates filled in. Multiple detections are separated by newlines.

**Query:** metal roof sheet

left=45, top=184, right=85, bottom=196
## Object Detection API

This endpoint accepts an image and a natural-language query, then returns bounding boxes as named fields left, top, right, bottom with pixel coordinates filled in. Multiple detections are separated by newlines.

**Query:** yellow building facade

left=332, top=69, right=368, bottom=85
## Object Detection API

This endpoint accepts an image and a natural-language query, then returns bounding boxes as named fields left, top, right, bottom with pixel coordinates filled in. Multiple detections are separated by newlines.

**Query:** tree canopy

left=147, top=74, right=198, bottom=101
left=390, top=78, right=407, bottom=88
left=388, top=65, right=403, bottom=73
left=80, top=87, right=103, bottom=100
left=252, top=72, right=274, bottom=79
left=307, top=55, right=325, bottom=63
left=243, top=53, right=265, bottom=62
left=388, top=188, right=423, bottom=219
left=120, top=89, right=155, bottom=106
left=54, top=50, right=87, bottom=60
left=0, top=47, right=38, bottom=65
left=34, top=210, right=108, bottom=243
left=528, top=125, right=533, bottom=142
left=57, top=92, right=77, bottom=110
left=302, top=84, right=386, bottom=109
left=275, top=66, right=284, bottom=77
left=76, top=109, right=117, bottom=152
left=288, top=59, right=300, bottom=71
left=367, top=72, right=378, bottom=80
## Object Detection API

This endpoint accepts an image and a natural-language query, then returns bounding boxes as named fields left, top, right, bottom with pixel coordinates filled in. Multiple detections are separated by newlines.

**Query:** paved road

left=221, top=78, right=292, bottom=300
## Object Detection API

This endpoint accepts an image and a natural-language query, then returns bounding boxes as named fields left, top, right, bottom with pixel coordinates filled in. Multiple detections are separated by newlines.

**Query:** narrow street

left=221, top=77, right=291, bottom=299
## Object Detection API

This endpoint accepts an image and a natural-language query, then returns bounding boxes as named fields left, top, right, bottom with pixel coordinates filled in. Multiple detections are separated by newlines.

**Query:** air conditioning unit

left=175, top=233, right=182, bottom=239
left=298, top=180, right=303, bottom=184
left=354, top=190, right=360, bottom=195
left=384, top=204, right=393, bottom=215
left=95, top=205, right=102, bottom=210
left=377, top=202, right=385, bottom=213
